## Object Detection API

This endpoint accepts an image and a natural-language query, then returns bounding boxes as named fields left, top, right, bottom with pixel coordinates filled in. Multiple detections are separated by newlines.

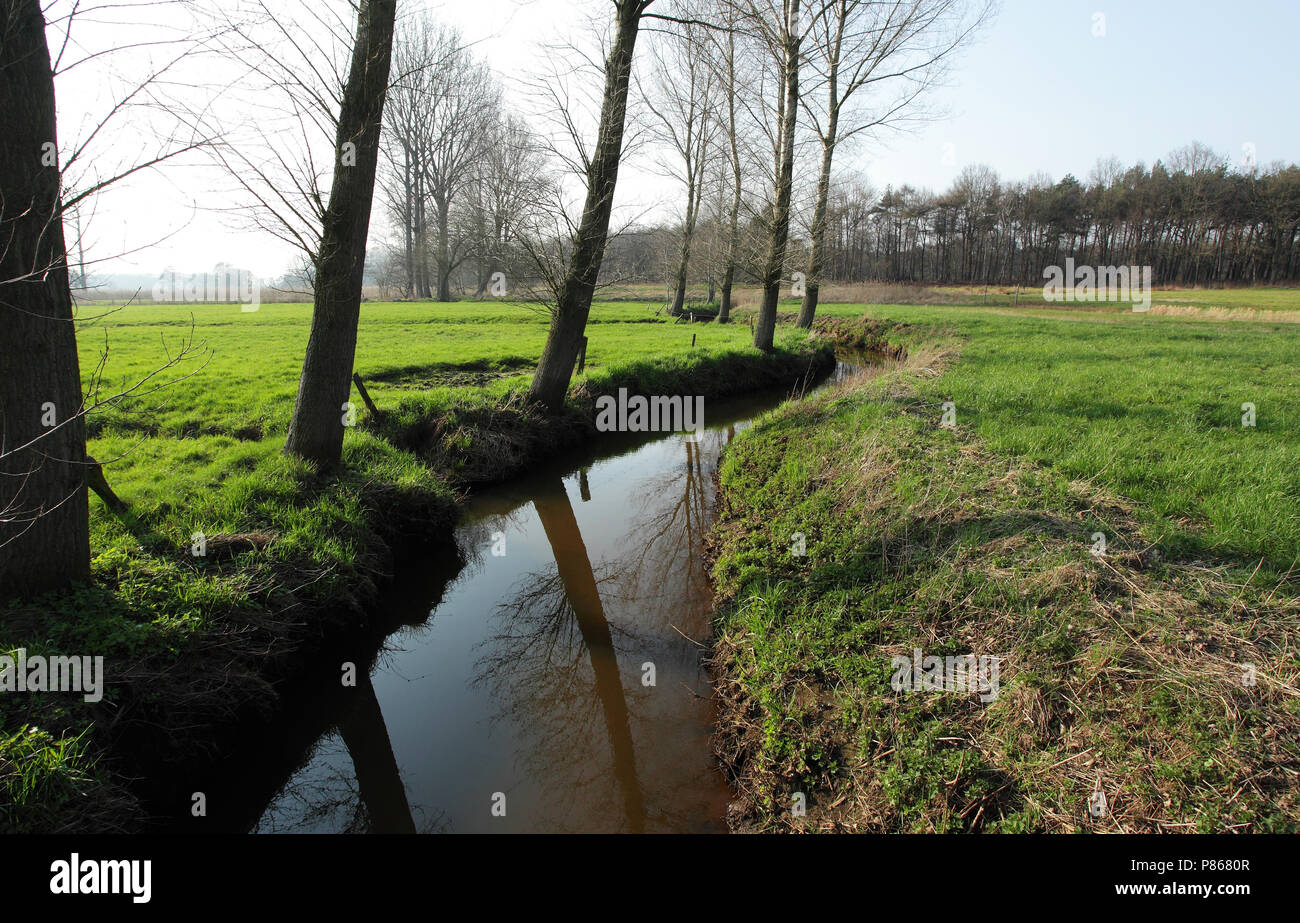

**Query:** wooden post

left=352, top=372, right=385, bottom=424
left=576, top=336, right=588, bottom=374
left=691, top=333, right=696, bottom=348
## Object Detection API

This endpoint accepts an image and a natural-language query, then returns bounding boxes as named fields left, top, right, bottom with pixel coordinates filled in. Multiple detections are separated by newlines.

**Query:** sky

left=53, top=0, right=1300, bottom=283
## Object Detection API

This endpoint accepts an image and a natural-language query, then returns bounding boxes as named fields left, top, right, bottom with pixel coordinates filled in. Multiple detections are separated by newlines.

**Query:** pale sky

left=53, top=0, right=1300, bottom=283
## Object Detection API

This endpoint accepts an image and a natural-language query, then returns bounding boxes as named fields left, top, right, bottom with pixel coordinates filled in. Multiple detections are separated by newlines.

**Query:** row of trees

left=376, top=18, right=553, bottom=301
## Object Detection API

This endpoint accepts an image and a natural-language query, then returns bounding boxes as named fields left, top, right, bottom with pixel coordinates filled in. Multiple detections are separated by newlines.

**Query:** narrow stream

left=235, top=355, right=872, bottom=834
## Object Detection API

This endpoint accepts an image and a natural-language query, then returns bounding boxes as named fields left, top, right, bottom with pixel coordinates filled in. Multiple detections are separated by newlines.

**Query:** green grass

left=711, top=305, right=1300, bottom=833
left=9, top=288, right=1299, bottom=832
left=812, top=302, right=1300, bottom=576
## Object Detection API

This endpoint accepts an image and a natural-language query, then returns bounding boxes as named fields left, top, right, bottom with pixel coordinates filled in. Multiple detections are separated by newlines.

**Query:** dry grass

left=1147, top=303, right=1300, bottom=323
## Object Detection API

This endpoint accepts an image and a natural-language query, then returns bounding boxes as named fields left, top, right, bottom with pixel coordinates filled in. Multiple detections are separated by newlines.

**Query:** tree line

left=817, top=151, right=1300, bottom=286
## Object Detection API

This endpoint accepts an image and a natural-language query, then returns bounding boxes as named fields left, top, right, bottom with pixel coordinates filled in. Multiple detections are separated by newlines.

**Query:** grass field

left=802, top=303, right=1300, bottom=575
left=710, top=301, right=1300, bottom=832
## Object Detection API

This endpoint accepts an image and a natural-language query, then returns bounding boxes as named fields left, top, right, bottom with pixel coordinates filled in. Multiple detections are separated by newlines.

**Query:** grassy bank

left=709, top=309, right=1300, bottom=833
left=0, top=299, right=828, bottom=833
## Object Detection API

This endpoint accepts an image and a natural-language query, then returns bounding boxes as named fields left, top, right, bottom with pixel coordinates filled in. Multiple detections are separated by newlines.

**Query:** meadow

left=710, top=298, right=1300, bottom=832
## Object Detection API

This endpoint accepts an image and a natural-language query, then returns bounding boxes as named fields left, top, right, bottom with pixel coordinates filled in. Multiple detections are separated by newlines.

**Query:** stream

left=193, top=355, right=872, bottom=834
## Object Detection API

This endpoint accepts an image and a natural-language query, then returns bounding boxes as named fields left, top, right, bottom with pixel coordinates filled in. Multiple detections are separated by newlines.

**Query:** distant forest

left=378, top=142, right=1300, bottom=299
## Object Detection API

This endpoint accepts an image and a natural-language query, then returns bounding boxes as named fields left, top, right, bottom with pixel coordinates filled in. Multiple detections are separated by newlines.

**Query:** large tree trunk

left=283, top=0, right=396, bottom=469
left=0, top=0, right=91, bottom=597
left=753, top=0, right=800, bottom=352
left=797, top=107, right=838, bottom=329
left=527, top=0, right=644, bottom=412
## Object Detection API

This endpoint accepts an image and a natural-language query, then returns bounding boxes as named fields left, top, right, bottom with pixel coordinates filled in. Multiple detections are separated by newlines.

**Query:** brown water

left=221, top=358, right=870, bottom=834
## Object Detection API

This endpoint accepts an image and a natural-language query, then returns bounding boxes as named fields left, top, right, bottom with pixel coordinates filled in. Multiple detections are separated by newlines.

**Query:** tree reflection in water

left=256, top=665, right=450, bottom=833
left=471, top=427, right=740, bottom=833
left=474, top=474, right=648, bottom=833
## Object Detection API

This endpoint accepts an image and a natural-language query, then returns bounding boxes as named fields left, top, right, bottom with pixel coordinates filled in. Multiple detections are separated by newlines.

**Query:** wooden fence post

left=352, top=372, right=385, bottom=424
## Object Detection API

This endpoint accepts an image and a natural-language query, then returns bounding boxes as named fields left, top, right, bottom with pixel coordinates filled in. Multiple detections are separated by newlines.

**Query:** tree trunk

left=798, top=110, right=837, bottom=329
left=527, top=0, right=644, bottom=412
left=0, top=0, right=91, bottom=597
left=670, top=198, right=697, bottom=315
left=402, top=142, right=415, bottom=298
left=435, top=197, right=451, bottom=302
left=753, top=0, right=800, bottom=352
left=717, top=29, right=743, bottom=325
left=283, top=0, right=396, bottom=469
left=718, top=265, right=735, bottom=322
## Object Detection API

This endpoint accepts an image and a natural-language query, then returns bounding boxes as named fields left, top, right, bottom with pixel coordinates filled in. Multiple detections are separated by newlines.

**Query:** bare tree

left=711, top=2, right=750, bottom=322
left=380, top=19, right=499, bottom=302
left=282, top=0, right=397, bottom=467
left=461, top=114, right=555, bottom=298
left=738, top=0, right=808, bottom=351
left=422, top=29, right=498, bottom=302
left=643, top=17, right=719, bottom=315
left=795, top=0, right=994, bottom=327
left=378, top=14, right=438, bottom=298
left=193, top=0, right=397, bottom=468
left=525, top=0, right=655, bottom=412
left=0, top=0, right=92, bottom=595
left=1, top=0, right=210, bottom=596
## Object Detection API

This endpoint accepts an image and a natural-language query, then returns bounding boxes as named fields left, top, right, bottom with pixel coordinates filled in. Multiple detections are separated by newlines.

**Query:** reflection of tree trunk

left=578, top=468, right=591, bottom=502
left=336, top=667, right=417, bottom=834
left=533, top=480, right=646, bottom=833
